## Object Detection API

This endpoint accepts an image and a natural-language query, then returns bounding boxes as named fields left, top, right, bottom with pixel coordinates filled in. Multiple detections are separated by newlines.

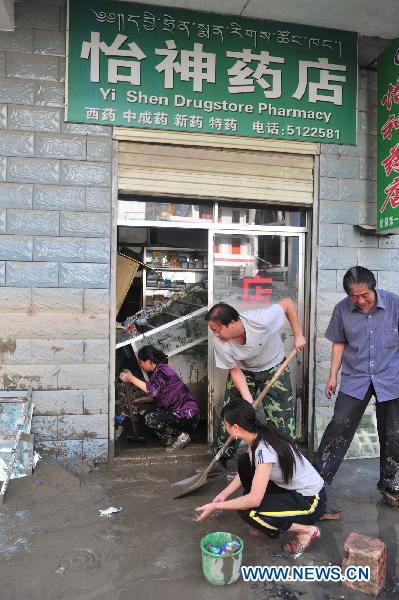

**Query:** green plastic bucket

left=200, top=531, right=243, bottom=586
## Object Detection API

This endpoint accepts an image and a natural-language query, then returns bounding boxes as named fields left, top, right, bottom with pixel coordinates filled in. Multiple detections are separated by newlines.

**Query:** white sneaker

left=166, top=432, right=190, bottom=451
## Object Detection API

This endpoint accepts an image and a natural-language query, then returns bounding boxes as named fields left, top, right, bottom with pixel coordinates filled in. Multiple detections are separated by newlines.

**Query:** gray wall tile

left=31, top=415, right=58, bottom=439
left=8, top=157, right=60, bottom=184
left=84, top=340, right=109, bottom=364
left=358, top=247, right=396, bottom=270
left=0, top=78, right=35, bottom=104
left=59, top=263, right=110, bottom=288
left=34, top=30, right=65, bottom=56
left=339, top=179, right=376, bottom=203
left=320, top=156, right=360, bottom=179
left=0, top=103, right=6, bottom=129
left=60, top=212, right=111, bottom=237
left=0, top=157, right=6, bottom=181
left=83, top=289, right=109, bottom=313
left=58, top=56, right=65, bottom=82
left=87, top=138, right=112, bottom=162
left=360, top=157, right=377, bottom=180
left=6, top=261, right=58, bottom=286
left=319, top=247, right=358, bottom=269
left=57, top=414, right=108, bottom=439
left=58, top=366, right=109, bottom=391
left=84, top=238, right=110, bottom=262
left=33, top=237, right=85, bottom=261
left=34, top=185, right=85, bottom=211
left=0, top=208, right=5, bottom=232
left=0, top=287, right=32, bottom=311
left=317, top=269, right=338, bottom=292
left=82, top=439, right=108, bottom=461
left=378, top=271, right=399, bottom=291
left=61, top=122, right=112, bottom=137
left=32, top=288, right=83, bottom=312
left=8, top=105, right=60, bottom=132
left=0, top=29, right=33, bottom=53
left=0, top=339, right=31, bottom=364
left=83, top=389, right=108, bottom=414
left=6, top=52, right=59, bottom=81
left=319, top=200, right=360, bottom=225
left=35, top=81, right=64, bottom=107
left=337, top=224, right=378, bottom=248
left=35, top=133, right=86, bottom=160
left=7, top=209, right=59, bottom=235
left=60, top=162, right=112, bottom=187
left=0, top=183, right=33, bottom=208
left=319, top=224, right=338, bottom=246
left=85, top=187, right=111, bottom=212
left=319, top=177, right=339, bottom=201
left=33, top=390, right=83, bottom=416
left=0, top=236, right=33, bottom=260
left=0, top=131, right=34, bottom=156
left=0, top=261, right=4, bottom=285
left=32, top=339, right=84, bottom=364
left=15, top=2, right=60, bottom=30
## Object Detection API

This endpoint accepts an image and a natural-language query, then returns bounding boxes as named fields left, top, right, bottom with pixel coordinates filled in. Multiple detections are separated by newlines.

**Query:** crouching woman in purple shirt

left=119, top=345, right=200, bottom=450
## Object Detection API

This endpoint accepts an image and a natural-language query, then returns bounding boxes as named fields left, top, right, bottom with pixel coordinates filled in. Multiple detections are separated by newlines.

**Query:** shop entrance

left=114, top=197, right=308, bottom=455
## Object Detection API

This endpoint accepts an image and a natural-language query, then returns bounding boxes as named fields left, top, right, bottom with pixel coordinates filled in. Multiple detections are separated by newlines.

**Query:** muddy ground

left=0, top=455, right=398, bottom=600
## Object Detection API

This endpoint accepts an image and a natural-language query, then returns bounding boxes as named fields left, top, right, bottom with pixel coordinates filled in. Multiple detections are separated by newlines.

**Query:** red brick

left=342, top=531, right=386, bottom=596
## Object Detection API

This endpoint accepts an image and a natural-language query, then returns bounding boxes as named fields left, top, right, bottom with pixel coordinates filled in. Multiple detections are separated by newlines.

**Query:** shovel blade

left=171, top=472, right=208, bottom=499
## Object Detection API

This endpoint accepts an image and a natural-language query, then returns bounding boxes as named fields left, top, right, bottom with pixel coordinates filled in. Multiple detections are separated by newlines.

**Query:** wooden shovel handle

left=205, top=349, right=298, bottom=477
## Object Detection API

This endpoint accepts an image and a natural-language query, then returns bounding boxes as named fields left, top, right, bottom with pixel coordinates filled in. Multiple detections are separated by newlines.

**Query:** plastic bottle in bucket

left=200, top=532, right=243, bottom=585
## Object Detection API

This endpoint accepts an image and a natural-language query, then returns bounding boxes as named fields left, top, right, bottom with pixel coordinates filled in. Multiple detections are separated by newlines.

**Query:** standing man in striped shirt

left=314, top=266, right=399, bottom=506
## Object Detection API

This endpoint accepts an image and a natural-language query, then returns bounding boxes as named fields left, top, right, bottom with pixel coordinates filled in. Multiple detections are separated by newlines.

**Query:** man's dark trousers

left=314, top=383, right=399, bottom=493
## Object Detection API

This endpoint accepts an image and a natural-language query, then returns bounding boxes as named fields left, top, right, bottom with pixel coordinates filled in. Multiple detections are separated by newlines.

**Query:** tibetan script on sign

left=67, top=0, right=357, bottom=144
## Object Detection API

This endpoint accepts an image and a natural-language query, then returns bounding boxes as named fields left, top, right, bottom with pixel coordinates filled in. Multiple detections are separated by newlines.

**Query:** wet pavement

left=0, top=453, right=398, bottom=600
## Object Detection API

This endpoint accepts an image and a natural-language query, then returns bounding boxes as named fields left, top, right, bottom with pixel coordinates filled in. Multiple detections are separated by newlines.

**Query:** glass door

left=208, top=229, right=306, bottom=442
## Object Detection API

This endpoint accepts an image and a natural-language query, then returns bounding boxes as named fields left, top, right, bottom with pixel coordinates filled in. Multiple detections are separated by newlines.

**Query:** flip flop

left=284, top=526, right=321, bottom=554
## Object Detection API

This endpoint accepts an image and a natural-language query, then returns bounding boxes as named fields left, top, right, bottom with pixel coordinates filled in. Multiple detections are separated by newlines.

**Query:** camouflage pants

left=211, top=361, right=295, bottom=461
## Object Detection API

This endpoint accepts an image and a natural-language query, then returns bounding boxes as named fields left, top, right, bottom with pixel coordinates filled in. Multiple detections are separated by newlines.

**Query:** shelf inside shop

left=146, top=286, right=188, bottom=291
left=150, top=267, right=207, bottom=272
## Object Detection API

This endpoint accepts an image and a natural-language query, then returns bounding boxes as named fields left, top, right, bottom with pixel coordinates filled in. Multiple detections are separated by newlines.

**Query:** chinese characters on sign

left=67, top=0, right=357, bottom=144
left=243, top=276, right=272, bottom=304
left=377, top=39, right=399, bottom=232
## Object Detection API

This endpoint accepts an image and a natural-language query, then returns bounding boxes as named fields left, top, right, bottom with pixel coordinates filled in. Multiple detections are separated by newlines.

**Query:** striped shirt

left=325, top=289, right=399, bottom=402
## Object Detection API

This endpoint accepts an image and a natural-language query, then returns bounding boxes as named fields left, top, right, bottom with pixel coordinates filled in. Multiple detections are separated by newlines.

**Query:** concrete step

left=113, top=443, right=212, bottom=466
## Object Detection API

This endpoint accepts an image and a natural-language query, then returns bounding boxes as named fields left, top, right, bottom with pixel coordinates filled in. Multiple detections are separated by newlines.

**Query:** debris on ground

left=99, top=506, right=122, bottom=517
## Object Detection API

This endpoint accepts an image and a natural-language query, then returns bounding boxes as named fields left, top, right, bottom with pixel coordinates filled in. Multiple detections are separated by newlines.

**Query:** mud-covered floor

left=0, top=455, right=398, bottom=600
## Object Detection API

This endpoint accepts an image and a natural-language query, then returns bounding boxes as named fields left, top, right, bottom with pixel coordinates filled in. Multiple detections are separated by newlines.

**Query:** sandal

left=284, top=526, right=321, bottom=555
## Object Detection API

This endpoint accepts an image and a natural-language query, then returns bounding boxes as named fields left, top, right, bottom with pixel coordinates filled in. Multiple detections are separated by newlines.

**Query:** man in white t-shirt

left=206, top=300, right=306, bottom=470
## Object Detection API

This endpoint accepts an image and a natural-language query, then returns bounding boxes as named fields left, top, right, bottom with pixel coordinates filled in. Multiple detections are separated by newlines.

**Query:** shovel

left=171, top=349, right=297, bottom=499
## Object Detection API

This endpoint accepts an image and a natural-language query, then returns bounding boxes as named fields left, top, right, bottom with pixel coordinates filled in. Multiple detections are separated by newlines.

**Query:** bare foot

left=284, top=526, right=321, bottom=554
left=294, top=526, right=318, bottom=548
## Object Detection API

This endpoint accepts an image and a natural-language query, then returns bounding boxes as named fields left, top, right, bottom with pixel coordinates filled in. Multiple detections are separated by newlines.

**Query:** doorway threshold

left=113, top=443, right=211, bottom=466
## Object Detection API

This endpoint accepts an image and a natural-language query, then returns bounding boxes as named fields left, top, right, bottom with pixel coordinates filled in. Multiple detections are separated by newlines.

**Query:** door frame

left=207, top=227, right=307, bottom=444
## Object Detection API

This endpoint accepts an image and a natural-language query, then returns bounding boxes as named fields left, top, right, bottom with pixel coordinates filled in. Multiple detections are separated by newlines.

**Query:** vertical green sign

left=377, top=39, right=399, bottom=232
left=67, top=0, right=357, bottom=144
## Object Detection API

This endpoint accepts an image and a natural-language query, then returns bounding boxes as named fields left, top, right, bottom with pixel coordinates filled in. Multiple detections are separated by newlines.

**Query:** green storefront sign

left=377, top=39, right=399, bottom=232
left=66, top=0, right=357, bottom=144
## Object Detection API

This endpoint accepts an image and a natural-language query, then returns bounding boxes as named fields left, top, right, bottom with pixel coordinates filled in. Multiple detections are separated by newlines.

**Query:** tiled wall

left=314, top=68, right=394, bottom=458
left=0, top=0, right=112, bottom=462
